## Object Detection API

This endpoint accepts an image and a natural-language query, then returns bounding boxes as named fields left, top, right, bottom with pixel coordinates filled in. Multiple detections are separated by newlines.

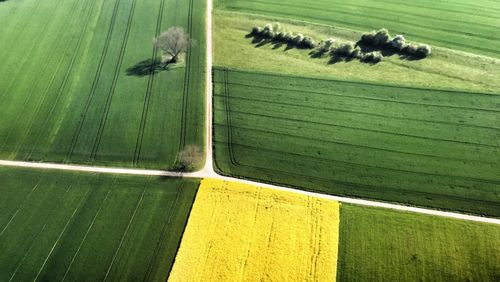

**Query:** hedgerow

left=249, top=23, right=317, bottom=49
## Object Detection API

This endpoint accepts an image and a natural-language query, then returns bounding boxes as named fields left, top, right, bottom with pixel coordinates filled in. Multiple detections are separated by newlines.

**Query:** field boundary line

left=213, top=66, right=500, bottom=97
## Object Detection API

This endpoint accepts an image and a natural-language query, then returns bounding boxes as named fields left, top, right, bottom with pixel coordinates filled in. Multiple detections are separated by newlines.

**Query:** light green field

left=213, top=68, right=500, bottom=217
left=338, top=204, right=500, bottom=281
left=215, top=0, right=500, bottom=59
left=0, top=0, right=206, bottom=169
left=214, top=11, right=500, bottom=93
left=0, top=167, right=199, bottom=281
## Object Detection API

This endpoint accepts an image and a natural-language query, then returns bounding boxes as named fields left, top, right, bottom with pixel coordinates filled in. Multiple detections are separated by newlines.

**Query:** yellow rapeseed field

left=168, top=179, right=340, bottom=282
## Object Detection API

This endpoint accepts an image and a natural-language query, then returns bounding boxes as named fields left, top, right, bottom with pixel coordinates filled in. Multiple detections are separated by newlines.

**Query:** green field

left=0, top=167, right=198, bottom=281
left=214, top=11, right=500, bottom=93
left=213, top=68, right=500, bottom=217
left=215, top=0, right=500, bottom=59
left=0, top=0, right=206, bottom=169
left=337, top=204, right=500, bottom=281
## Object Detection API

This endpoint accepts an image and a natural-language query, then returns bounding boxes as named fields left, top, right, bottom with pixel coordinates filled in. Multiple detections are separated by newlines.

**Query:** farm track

left=67, top=0, right=123, bottom=161
left=90, top=0, right=138, bottom=161
left=133, top=0, right=167, bottom=166
left=26, top=0, right=100, bottom=160
left=213, top=108, right=500, bottom=149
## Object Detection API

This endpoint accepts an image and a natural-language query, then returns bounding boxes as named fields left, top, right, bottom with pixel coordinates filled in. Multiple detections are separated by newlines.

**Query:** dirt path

left=1, top=0, right=499, bottom=225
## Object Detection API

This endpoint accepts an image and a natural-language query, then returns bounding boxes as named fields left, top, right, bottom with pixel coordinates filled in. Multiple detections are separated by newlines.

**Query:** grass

left=213, top=68, right=500, bottom=217
left=337, top=204, right=500, bottom=281
left=0, top=167, right=199, bottom=281
left=213, top=10, right=500, bottom=93
left=169, top=179, right=340, bottom=281
left=0, top=0, right=206, bottom=170
left=215, top=0, right=500, bottom=59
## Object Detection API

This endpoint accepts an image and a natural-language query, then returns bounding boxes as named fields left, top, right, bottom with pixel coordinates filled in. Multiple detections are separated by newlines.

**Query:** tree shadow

left=355, top=40, right=425, bottom=61
left=126, top=58, right=164, bottom=77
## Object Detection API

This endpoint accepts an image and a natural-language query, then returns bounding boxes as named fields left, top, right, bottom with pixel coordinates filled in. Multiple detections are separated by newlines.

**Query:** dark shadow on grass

left=126, top=58, right=165, bottom=77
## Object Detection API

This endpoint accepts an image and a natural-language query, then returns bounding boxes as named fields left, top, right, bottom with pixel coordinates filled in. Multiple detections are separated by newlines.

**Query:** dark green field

left=213, top=68, right=500, bottom=217
left=337, top=204, right=500, bottom=281
left=0, top=167, right=198, bottom=281
left=215, top=0, right=500, bottom=58
left=0, top=0, right=206, bottom=169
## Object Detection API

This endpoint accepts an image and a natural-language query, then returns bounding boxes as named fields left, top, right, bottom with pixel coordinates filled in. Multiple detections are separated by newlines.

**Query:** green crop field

left=213, top=68, right=500, bottom=217
left=337, top=204, right=500, bottom=281
left=213, top=11, right=500, bottom=93
left=0, top=0, right=206, bottom=169
left=215, top=0, right=500, bottom=59
left=0, top=167, right=199, bottom=281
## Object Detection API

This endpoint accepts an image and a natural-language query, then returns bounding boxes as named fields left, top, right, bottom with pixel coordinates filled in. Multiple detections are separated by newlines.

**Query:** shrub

left=372, top=29, right=390, bottom=46
left=333, top=42, right=355, bottom=57
left=263, top=23, right=273, bottom=32
left=272, top=22, right=281, bottom=33
left=283, top=32, right=293, bottom=43
left=351, top=47, right=362, bottom=58
left=302, top=36, right=316, bottom=49
left=361, top=51, right=383, bottom=63
left=416, top=44, right=432, bottom=57
left=390, top=35, right=406, bottom=50
left=360, top=31, right=376, bottom=44
left=275, top=31, right=285, bottom=41
left=175, top=145, right=203, bottom=171
left=251, top=26, right=261, bottom=36
left=292, top=33, right=304, bottom=46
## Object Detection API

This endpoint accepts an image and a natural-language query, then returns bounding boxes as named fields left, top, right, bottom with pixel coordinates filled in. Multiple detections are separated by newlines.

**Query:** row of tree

left=360, top=29, right=431, bottom=58
left=250, top=23, right=316, bottom=49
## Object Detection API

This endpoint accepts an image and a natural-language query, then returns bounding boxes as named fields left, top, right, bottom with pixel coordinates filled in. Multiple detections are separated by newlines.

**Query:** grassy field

left=0, top=0, right=206, bottom=169
left=0, top=167, right=199, bottom=281
left=215, top=0, right=500, bottom=59
left=214, top=11, right=500, bottom=93
left=170, top=179, right=340, bottom=281
left=213, top=68, right=500, bottom=217
left=337, top=204, right=500, bottom=281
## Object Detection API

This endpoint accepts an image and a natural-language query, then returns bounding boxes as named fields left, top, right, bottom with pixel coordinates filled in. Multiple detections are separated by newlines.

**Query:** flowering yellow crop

left=169, top=179, right=340, bottom=282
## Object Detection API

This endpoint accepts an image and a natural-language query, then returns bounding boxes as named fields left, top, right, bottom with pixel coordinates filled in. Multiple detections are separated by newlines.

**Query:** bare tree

left=175, top=145, right=203, bottom=171
left=154, top=27, right=193, bottom=66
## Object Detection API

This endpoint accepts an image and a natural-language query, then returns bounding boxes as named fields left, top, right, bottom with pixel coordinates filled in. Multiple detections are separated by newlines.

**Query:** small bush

left=390, top=34, right=406, bottom=50
left=292, top=34, right=304, bottom=46
left=416, top=44, right=432, bottom=57
left=373, top=29, right=390, bottom=46
left=275, top=31, right=285, bottom=41
left=272, top=22, right=281, bottom=33
left=333, top=42, right=355, bottom=57
left=351, top=47, right=362, bottom=58
left=301, top=36, right=316, bottom=49
left=360, top=31, right=376, bottom=44
left=361, top=51, right=383, bottom=63
left=251, top=26, right=261, bottom=36
left=175, top=145, right=203, bottom=171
